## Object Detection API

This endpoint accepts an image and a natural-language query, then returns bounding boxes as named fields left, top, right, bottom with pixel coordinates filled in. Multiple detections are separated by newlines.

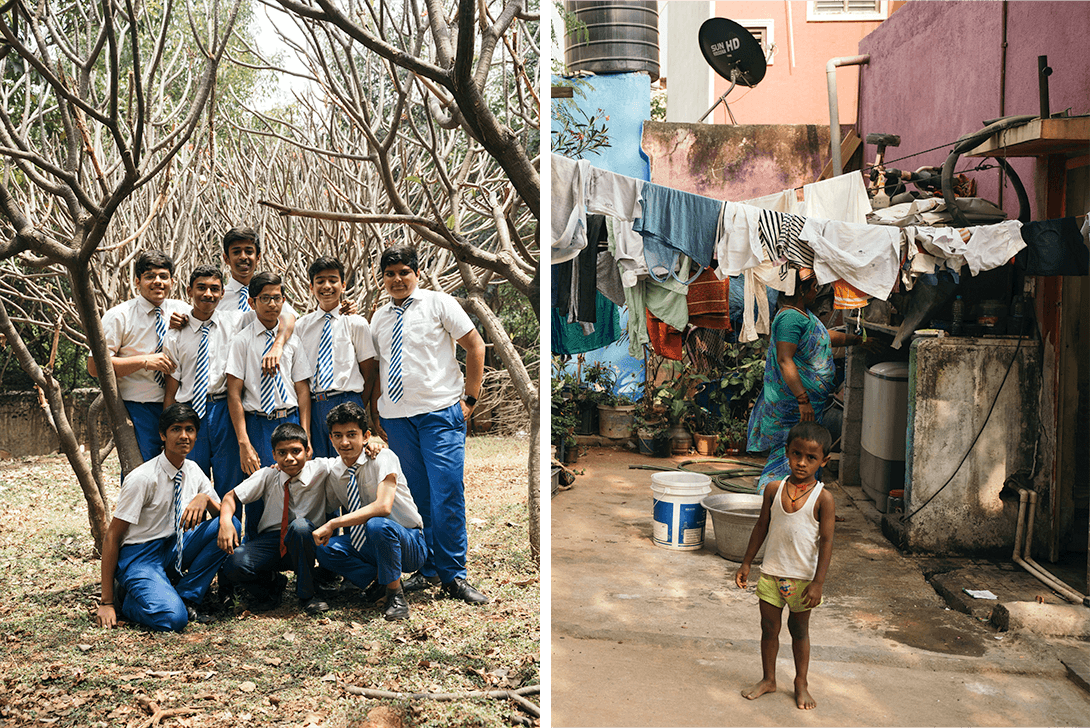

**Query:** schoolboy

left=88, top=250, right=188, bottom=462
left=163, top=266, right=244, bottom=496
left=312, top=402, right=426, bottom=621
left=295, top=256, right=376, bottom=458
left=217, top=423, right=331, bottom=615
left=96, top=403, right=237, bottom=632
left=735, top=421, right=836, bottom=711
left=364, top=245, right=488, bottom=604
left=225, top=271, right=312, bottom=537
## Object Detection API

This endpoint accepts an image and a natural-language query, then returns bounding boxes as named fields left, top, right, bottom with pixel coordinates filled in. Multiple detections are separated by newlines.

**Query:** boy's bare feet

left=741, top=679, right=776, bottom=700
left=795, top=680, right=816, bottom=710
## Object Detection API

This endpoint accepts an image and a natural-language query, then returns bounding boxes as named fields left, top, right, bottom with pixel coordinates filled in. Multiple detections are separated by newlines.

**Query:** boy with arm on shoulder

left=87, top=249, right=187, bottom=463
left=735, top=421, right=836, bottom=711
left=312, top=402, right=426, bottom=621
left=96, top=403, right=237, bottom=632
left=216, top=423, right=331, bottom=615
left=295, top=256, right=376, bottom=458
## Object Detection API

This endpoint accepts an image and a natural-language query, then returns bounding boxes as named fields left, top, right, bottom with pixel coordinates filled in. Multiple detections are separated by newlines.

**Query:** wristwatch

left=463, top=394, right=478, bottom=407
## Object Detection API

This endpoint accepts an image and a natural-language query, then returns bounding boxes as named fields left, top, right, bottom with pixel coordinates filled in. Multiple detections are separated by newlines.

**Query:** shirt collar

left=188, top=312, right=219, bottom=333
left=156, top=452, right=181, bottom=480
left=136, top=295, right=160, bottom=314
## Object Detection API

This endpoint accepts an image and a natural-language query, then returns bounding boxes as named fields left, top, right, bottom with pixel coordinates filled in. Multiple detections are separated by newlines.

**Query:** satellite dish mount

left=696, top=18, right=768, bottom=124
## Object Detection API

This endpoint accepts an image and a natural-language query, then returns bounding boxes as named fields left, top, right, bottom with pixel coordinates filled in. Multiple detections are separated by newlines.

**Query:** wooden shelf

left=965, top=117, right=1090, bottom=158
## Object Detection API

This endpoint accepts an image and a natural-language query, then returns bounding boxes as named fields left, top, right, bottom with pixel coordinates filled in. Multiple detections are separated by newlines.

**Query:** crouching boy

left=312, top=402, right=426, bottom=621
left=217, top=423, right=331, bottom=615
left=96, top=404, right=235, bottom=632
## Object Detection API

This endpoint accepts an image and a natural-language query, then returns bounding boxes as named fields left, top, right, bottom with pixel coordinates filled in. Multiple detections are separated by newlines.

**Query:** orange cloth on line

left=646, top=309, right=684, bottom=360
left=833, top=280, right=869, bottom=310
left=686, top=267, right=732, bottom=331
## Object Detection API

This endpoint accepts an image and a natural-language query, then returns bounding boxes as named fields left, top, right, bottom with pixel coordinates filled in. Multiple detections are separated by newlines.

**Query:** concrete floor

left=551, top=447, right=1090, bottom=727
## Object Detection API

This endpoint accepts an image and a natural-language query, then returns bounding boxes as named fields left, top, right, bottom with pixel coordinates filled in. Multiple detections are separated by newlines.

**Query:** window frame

left=807, top=0, right=888, bottom=22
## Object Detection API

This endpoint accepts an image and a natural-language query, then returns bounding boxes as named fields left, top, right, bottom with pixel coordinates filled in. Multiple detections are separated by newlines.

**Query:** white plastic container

left=703, top=493, right=766, bottom=562
left=861, top=361, right=910, bottom=511
left=650, top=472, right=712, bottom=550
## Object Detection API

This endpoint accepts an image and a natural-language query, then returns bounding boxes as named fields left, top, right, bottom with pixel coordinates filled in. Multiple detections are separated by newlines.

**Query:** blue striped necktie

left=173, top=470, right=186, bottom=573
left=238, top=285, right=251, bottom=312
left=259, top=330, right=278, bottom=415
left=315, top=312, right=335, bottom=393
left=345, top=464, right=365, bottom=552
left=388, top=298, right=413, bottom=403
left=193, top=321, right=212, bottom=419
left=152, top=306, right=166, bottom=388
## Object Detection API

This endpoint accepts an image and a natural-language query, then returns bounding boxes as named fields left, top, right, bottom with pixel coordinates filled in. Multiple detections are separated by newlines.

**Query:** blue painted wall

left=552, top=72, right=652, bottom=398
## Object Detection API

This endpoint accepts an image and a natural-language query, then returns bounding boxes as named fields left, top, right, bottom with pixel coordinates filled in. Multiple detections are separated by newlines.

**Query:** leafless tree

left=0, top=0, right=243, bottom=551
left=236, top=0, right=543, bottom=558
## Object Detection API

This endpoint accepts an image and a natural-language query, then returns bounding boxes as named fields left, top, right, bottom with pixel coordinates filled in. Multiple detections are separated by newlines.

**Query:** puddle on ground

left=883, top=606, right=987, bottom=657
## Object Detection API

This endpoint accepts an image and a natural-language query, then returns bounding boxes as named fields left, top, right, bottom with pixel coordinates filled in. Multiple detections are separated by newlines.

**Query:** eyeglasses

left=256, top=295, right=284, bottom=304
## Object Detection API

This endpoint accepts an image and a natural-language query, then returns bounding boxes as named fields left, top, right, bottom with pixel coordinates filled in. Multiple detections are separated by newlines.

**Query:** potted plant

left=551, top=358, right=581, bottom=463
left=717, top=415, right=750, bottom=455
left=689, top=402, right=719, bottom=456
left=634, top=394, right=670, bottom=456
left=586, top=362, right=637, bottom=439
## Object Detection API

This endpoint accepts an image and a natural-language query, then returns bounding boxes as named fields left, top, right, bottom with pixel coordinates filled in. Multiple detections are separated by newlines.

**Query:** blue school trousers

left=188, top=398, right=244, bottom=498
left=242, top=409, right=299, bottom=540
left=115, top=516, right=236, bottom=632
left=380, top=402, right=467, bottom=583
left=316, top=517, right=427, bottom=589
left=221, top=518, right=318, bottom=601
left=309, top=391, right=365, bottom=458
left=124, top=400, right=164, bottom=464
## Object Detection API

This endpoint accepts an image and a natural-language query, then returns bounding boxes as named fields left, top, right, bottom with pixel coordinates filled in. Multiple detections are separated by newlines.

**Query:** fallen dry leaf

left=238, top=681, right=256, bottom=693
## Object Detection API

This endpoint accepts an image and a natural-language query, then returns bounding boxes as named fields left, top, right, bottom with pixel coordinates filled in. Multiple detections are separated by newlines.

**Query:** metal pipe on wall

left=826, top=55, right=870, bottom=176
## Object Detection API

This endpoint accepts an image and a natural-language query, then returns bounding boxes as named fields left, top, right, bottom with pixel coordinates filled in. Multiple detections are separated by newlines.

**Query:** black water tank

left=563, top=1, right=660, bottom=81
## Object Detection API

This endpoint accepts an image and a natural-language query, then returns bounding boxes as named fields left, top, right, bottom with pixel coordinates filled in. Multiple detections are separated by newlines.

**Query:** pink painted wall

left=707, top=0, right=885, bottom=125
left=857, top=0, right=1090, bottom=220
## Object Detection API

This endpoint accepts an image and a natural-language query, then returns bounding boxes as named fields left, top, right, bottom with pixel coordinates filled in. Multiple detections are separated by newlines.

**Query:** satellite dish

left=698, top=18, right=767, bottom=87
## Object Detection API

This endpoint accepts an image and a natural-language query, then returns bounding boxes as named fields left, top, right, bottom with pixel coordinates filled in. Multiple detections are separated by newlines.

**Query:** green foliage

left=485, top=282, right=539, bottom=369
left=551, top=103, right=611, bottom=159
left=551, top=357, right=580, bottom=448
left=650, top=87, right=667, bottom=122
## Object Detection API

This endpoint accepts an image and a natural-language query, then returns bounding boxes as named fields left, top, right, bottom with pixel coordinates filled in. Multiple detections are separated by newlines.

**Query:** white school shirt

left=321, top=450, right=423, bottom=531
left=217, top=276, right=298, bottom=323
left=225, top=321, right=312, bottom=413
left=294, top=308, right=376, bottom=395
left=114, top=453, right=217, bottom=547
left=233, top=460, right=331, bottom=535
left=371, top=288, right=475, bottom=419
left=101, top=296, right=190, bottom=403
left=164, top=309, right=254, bottom=401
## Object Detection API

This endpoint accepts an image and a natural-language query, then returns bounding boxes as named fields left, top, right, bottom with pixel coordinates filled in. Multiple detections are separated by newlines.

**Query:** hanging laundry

left=597, top=249, right=626, bottom=307
left=744, top=189, right=801, bottom=213
left=570, top=215, right=607, bottom=325
left=1014, top=217, right=1088, bottom=276
left=633, top=183, right=720, bottom=282
left=646, top=310, right=684, bottom=361
left=621, top=254, right=691, bottom=358
left=964, top=220, right=1025, bottom=276
left=586, top=166, right=644, bottom=221
left=739, top=268, right=771, bottom=343
left=552, top=154, right=591, bottom=263
left=551, top=292, right=621, bottom=356
left=609, top=217, right=649, bottom=288
left=801, top=218, right=902, bottom=300
left=687, top=268, right=732, bottom=331
left=801, top=172, right=872, bottom=224
left=758, top=210, right=812, bottom=277
left=833, top=280, right=870, bottom=310
left=715, top=201, right=764, bottom=278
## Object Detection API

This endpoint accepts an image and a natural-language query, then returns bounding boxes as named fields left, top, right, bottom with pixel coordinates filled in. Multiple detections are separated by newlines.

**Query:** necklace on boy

left=788, top=481, right=816, bottom=503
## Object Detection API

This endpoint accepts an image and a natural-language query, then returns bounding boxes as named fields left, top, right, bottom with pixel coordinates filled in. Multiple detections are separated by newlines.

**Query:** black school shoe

left=442, top=577, right=488, bottom=604
left=183, top=600, right=214, bottom=624
left=249, top=572, right=288, bottom=612
left=360, top=580, right=387, bottom=604
left=401, top=572, right=441, bottom=592
left=384, top=589, right=410, bottom=621
left=301, top=596, right=330, bottom=616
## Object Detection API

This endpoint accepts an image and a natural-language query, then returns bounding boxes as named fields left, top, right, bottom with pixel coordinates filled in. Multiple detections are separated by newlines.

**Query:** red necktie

left=279, top=478, right=293, bottom=557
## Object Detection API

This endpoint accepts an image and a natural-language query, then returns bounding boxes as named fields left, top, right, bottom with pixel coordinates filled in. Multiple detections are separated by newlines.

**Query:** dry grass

left=0, top=436, right=538, bottom=727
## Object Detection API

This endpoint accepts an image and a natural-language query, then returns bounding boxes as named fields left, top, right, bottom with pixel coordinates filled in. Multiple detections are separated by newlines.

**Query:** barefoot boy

left=735, top=421, right=835, bottom=711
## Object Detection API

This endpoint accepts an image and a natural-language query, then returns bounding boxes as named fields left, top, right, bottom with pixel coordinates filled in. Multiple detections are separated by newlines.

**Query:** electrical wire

left=903, top=329, right=1026, bottom=521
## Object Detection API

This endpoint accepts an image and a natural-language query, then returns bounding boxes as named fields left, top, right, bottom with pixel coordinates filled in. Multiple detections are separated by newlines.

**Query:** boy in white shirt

left=225, top=271, right=312, bottom=538
left=217, top=423, right=331, bottom=615
left=295, top=256, right=376, bottom=458
left=312, top=402, right=426, bottom=621
left=88, top=250, right=188, bottom=463
left=96, top=403, right=236, bottom=632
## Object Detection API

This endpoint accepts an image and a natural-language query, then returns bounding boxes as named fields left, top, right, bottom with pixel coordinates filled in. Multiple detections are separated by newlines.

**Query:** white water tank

left=860, top=361, right=910, bottom=511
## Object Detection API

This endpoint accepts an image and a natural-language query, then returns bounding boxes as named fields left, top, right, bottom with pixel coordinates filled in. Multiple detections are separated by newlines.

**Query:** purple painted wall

left=857, top=1, right=1090, bottom=220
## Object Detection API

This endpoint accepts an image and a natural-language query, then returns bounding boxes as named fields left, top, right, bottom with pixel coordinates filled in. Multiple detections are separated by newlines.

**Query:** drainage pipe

left=1013, top=490, right=1089, bottom=606
left=826, top=55, right=869, bottom=176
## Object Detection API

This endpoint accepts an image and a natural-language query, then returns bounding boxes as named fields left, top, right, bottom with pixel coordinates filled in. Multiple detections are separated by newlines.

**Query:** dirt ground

left=550, top=446, right=1090, bottom=727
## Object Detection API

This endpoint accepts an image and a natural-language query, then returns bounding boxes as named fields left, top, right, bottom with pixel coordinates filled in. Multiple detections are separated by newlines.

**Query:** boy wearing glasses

left=225, top=272, right=313, bottom=537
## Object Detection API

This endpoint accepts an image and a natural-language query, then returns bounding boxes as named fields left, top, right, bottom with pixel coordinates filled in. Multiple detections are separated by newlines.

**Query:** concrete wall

left=554, top=72, right=652, bottom=180
left=663, top=0, right=714, bottom=124
left=903, top=338, right=1041, bottom=554
left=857, top=0, right=1090, bottom=221
left=641, top=120, right=844, bottom=199
left=0, top=389, right=109, bottom=458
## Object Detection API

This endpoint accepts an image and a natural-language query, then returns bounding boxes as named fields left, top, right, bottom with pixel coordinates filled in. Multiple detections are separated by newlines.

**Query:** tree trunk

left=0, top=300, right=110, bottom=552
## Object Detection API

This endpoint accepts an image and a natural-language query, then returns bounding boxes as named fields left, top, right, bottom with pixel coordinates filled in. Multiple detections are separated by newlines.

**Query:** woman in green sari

left=747, top=271, right=862, bottom=492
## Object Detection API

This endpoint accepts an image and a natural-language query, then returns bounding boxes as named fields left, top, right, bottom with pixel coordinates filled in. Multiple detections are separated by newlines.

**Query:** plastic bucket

left=703, top=493, right=765, bottom=563
left=650, top=472, right=712, bottom=550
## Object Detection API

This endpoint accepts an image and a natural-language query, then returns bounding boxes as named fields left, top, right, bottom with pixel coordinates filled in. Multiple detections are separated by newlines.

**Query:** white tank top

left=760, top=478, right=824, bottom=581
